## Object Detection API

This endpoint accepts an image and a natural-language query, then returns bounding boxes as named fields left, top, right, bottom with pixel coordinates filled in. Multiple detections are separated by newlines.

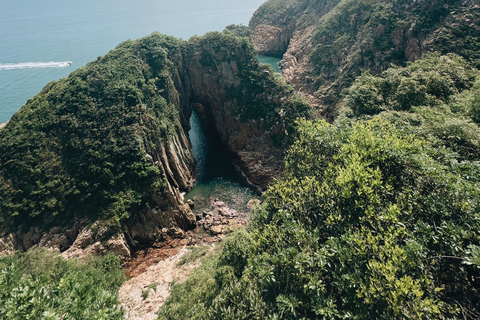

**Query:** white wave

left=0, top=61, right=72, bottom=70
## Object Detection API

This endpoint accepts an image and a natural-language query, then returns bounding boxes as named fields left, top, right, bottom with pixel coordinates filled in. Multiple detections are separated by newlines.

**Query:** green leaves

left=0, top=250, right=125, bottom=320
left=464, top=245, right=480, bottom=268
left=0, top=33, right=185, bottom=228
left=345, top=54, right=477, bottom=117
left=160, top=111, right=480, bottom=318
left=343, top=53, right=480, bottom=161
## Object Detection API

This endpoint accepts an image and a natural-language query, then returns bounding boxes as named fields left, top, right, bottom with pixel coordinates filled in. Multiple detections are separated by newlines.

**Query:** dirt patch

left=119, top=196, right=259, bottom=319
left=0, top=122, right=7, bottom=130
left=122, top=196, right=260, bottom=278
left=119, top=245, right=211, bottom=320
left=123, top=239, right=188, bottom=278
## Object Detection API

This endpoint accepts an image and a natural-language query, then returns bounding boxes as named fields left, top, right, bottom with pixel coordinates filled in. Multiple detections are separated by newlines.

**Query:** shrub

left=0, top=250, right=126, bottom=319
left=159, top=118, right=480, bottom=319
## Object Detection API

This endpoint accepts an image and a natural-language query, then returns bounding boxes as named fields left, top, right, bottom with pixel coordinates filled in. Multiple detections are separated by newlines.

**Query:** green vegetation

left=0, top=29, right=307, bottom=233
left=187, top=30, right=311, bottom=129
left=176, top=245, right=210, bottom=267
left=142, top=282, right=158, bottom=300
left=158, top=53, right=480, bottom=319
left=342, top=53, right=480, bottom=160
left=0, top=33, right=185, bottom=230
left=1, top=1, right=480, bottom=318
left=223, top=24, right=251, bottom=38
left=0, top=249, right=125, bottom=319
left=305, top=0, right=480, bottom=108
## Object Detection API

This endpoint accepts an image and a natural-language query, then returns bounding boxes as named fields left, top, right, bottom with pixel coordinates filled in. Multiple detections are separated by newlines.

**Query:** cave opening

left=184, top=108, right=257, bottom=214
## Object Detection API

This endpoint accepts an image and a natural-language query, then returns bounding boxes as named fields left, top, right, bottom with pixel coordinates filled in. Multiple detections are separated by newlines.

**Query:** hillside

left=1, top=0, right=480, bottom=319
left=158, top=53, right=480, bottom=320
left=157, top=1, right=480, bottom=318
left=250, top=0, right=480, bottom=117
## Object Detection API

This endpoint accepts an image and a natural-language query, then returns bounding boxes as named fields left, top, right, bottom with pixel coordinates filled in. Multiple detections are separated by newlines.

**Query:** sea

left=0, top=0, right=267, bottom=124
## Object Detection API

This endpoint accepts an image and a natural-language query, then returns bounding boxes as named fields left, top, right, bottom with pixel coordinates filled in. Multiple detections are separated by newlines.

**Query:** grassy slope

left=0, top=249, right=126, bottom=319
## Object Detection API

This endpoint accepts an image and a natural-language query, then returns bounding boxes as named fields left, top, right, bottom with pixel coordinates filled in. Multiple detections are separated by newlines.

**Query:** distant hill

left=251, top=0, right=480, bottom=118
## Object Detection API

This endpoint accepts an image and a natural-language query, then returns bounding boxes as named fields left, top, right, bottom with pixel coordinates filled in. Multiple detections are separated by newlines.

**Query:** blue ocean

left=0, top=0, right=266, bottom=123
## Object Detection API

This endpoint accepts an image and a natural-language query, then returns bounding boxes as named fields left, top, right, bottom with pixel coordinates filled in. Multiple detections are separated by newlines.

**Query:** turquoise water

left=0, top=0, right=266, bottom=123
left=185, top=110, right=257, bottom=214
left=257, top=55, right=282, bottom=73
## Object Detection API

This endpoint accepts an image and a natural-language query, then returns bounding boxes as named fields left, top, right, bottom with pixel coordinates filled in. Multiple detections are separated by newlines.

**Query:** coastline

left=0, top=122, right=6, bottom=130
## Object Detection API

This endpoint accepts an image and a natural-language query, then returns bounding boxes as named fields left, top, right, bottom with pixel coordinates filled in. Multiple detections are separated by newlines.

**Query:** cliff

left=0, top=32, right=310, bottom=258
left=250, top=0, right=480, bottom=118
left=179, top=33, right=307, bottom=190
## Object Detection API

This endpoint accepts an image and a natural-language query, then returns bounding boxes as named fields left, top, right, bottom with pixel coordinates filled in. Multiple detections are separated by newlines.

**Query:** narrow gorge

left=250, top=0, right=480, bottom=117
left=0, top=31, right=309, bottom=259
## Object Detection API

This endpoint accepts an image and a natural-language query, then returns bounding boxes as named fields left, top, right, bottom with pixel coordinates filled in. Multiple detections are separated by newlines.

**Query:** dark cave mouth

left=183, top=108, right=258, bottom=214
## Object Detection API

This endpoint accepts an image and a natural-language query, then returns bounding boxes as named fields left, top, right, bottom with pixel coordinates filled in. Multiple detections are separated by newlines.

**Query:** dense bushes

left=158, top=56, right=480, bottom=319
left=306, top=0, right=480, bottom=107
left=0, top=33, right=185, bottom=230
left=342, top=53, right=480, bottom=161
left=344, top=54, right=476, bottom=115
left=0, top=250, right=125, bottom=319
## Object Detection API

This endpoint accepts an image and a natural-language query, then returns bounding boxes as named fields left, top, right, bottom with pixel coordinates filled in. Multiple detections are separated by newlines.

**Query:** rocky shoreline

left=122, top=195, right=259, bottom=277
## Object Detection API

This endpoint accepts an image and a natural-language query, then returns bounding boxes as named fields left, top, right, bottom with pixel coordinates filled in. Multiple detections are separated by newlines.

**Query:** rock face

left=250, top=0, right=480, bottom=116
left=250, top=0, right=340, bottom=90
left=178, top=35, right=293, bottom=191
left=199, top=199, right=248, bottom=236
left=0, top=127, right=197, bottom=260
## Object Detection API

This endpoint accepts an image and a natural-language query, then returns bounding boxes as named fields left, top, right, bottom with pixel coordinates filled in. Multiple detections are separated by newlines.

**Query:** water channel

left=257, top=55, right=282, bottom=73
left=184, top=109, right=257, bottom=214
left=183, top=55, right=282, bottom=213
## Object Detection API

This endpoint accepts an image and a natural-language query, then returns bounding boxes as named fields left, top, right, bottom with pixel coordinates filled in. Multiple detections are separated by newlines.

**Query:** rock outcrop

left=178, top=34, right=296, bottom=191
left=250, top=0, right=340, bottom=80
left=0, top=127, right=196, bottom=260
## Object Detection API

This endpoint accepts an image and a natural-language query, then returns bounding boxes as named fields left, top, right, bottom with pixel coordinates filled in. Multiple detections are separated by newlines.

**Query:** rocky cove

left=0, top=31, right=308, bottom=260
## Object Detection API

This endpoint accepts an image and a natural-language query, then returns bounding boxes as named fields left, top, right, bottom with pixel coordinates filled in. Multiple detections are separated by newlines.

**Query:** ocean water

left=258, top=55, right=281, bottom=73
left=0, top=0, right=266, bottom=123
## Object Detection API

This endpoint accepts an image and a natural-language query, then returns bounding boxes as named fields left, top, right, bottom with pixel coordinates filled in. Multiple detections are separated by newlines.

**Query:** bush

left=159, top=118, right=480, bottom=319
left=0, top=250, right=126, bottom=319
left=344, top=54, right=480, bottom=161
left=0, top=33, right=184, bottom=229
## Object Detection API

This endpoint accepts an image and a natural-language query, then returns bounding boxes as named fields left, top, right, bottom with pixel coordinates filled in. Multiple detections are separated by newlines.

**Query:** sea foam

left=0, top=61, right=72, bottom=70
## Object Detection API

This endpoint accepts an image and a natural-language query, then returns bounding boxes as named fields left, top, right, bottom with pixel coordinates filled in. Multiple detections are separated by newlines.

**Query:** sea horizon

left=0, top=0, right=266, bottom=123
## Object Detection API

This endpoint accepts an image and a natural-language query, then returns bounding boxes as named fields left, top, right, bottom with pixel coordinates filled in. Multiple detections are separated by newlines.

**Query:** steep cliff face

left=251, top=0, right=480, bottom=117
left=0, top=32, right=310, bottom=258
left=178, top=33, right=304, bottom=191
left=250, top=0, right=340, bottom=87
